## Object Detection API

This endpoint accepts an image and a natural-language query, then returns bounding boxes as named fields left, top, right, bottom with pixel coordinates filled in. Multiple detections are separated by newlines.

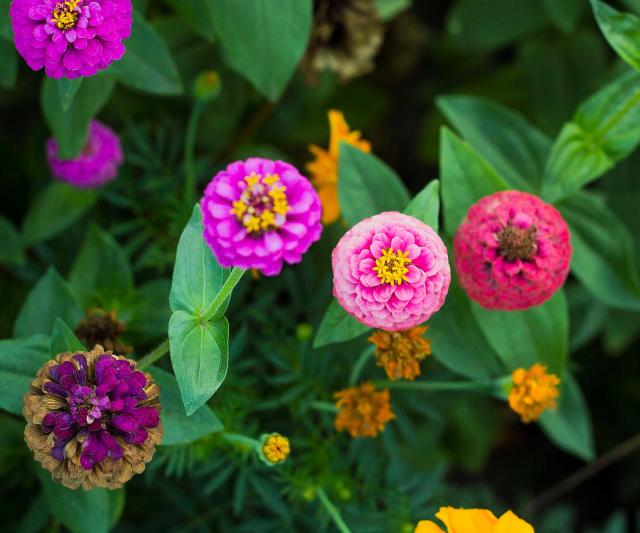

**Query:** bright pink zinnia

left=201, top=158, right=323, bottom=276
left=332, top=211, right=450, bottom=331
left=10, top=0, right=132, bottom=79
left=454, top=190, right=572, bottom=310
left=47, top=120, right=123, bottom=188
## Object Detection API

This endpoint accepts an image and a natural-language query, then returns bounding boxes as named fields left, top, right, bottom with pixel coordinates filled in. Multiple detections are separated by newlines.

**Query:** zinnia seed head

left=24, top=345, right=162, bottom=490
left=74, top=308, right=131, bottom=355
left=508, top=363, right=560, bottom=424
left=334, top=382, right=395, bottom=438
left=369, top=326, right=431, bottom=381
left=259, top=433, right=291, bottom=465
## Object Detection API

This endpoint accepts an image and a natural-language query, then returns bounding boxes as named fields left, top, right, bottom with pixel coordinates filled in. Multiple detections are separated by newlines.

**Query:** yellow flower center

left=52, top=0, right=82, bottom=30
left=373, top=248, right=411, bottom=286
left=230, top=172, right=290, bottom=235
left=262, top=434, right=290, bottom=464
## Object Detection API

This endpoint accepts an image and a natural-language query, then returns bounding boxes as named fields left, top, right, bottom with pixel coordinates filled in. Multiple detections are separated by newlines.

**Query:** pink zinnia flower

left=47, top=120, right=123, bottom=188
left=10, top=0, right=132, bottom=79
left=332, top=212, right=450, bottom=331
left=454, top=190, right=572, bottom=310
left=201, top=158, right=323, bottom=276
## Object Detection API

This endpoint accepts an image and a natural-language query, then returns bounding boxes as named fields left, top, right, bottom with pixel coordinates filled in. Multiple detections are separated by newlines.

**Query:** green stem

left=373, top=379, right=494, bottom=393
left=222, top=432, right=260, bottom=450
left=310, top=401, right=338, bottom=413
left=184, top=100, right=206, bottom=209
left=316, top=488, right=352, bottom=533
left=137, top=339, right=170, bottom=370
left=203, top=267, right=246, bottom=320
left=349, top=346, right=374, bottom=386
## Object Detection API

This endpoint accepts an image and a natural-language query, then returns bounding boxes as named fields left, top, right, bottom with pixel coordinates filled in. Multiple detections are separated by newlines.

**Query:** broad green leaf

left=338, top=143, right=411, bottom=226
left=471, top=290, right=568, bottom=376
left=439, top=128, right=509, bottom=236
left=170, top=206, right=227, bottom=316
left=109, top=10, right=182, bottom=95
left=543, top=70, right=640, bottom=201
left=122, top=279, right=171, bottom=345
left=0, top=0, right=12, bottom=40
left=437, top=95, right=551, bottom=191
left=404, top=180, right=440, bottom=232
left=375, top=0, right=411, bottom=21
left=428, top=284, right=503, bottom=380
left=50, top=318, right=86, bottom=356
left=542, top=0, right=584, bottom=32
left=0, top=215, right=24, bottom=265
left=313, top=300, right=371, bottom=349
left=0, top=39, right=17, bottom=89
left=151, top=367, right=224, bottom=444
left=57, top=78, right=83, bottom=112
left=210, top=0, right=312, bottom=101
left=164, top=0, right=217, bottom=41
left=70, top=225, right=134, bottom=310
left=41, top=73, right=116, bottom=159
left=559, top=191, right=640, bottom=310
left=540, top=373, right=595, bottom=461
left=0, top=335, right=50, bottom=415
left=14, top=268, right=83, bottom=339
left=22, top=182, right=98, bottom=245
left=169, top=310, right=229, bottom=416
left=592, top=0, right=640, bottom=71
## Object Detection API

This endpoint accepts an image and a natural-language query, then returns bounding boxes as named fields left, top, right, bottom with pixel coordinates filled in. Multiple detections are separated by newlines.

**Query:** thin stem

left=316, top=487, right=353, bottom=533
left=373, top=379, right=494, bottom=393
left=203, top=267, right=246, bottom=320
left=137, top=339, right=170, bottom=370
left=349, top=346, right=374, bottom=386
left=222, top=432, right=260, bottom=450
left=310, top=401, right=338, bottom=413
left=184, top=100, right=206, bottom=209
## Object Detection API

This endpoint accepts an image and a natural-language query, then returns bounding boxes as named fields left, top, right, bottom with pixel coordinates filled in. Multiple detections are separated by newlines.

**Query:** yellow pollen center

left=52, top=0, right=82, bottom=30
left=373, top=248, right=411, bottom=286
left=230, top=172, right=290, bottom=234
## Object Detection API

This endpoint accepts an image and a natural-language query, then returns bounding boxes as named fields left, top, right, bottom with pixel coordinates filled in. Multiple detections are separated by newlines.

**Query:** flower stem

left=203, top=267, right=246, bottom=321
left=349, top=346, right=374, bottom=386
left=184, top=99, right=206, bottom=210
left=316, top=487, right=353, bottom=533
left=373, top=379, right=494, bottom=393
left=222, top=432, right=260, bottom=450
left=137, top=339, right=170, bottom=370
left=310, top=401, right=338, bottom=413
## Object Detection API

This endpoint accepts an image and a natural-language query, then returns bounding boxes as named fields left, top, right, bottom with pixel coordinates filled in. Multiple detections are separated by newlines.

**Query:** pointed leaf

left=592, top=0, right=640, bottom=71
left=404, top=180, right=440, bottom=232
left=57, top=78, right=83, bottom=111
left=50, top=319, right=86, bottom=356
left=313, top=300, right=371, bottom=348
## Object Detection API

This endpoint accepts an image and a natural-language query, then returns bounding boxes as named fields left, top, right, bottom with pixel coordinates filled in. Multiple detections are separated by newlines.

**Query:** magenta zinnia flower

left=454, top=190, right=572, bottom=310
left=10, top=0, right=132, bottom=79
left=47, top=120, right=123, bottom=188
left=201, top=158, right=323, bottom=276
left=332, top=211, right=450, bottom=331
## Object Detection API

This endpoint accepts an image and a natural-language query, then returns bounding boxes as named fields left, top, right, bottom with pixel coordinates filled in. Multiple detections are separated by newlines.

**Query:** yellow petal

left=415, top=520, right=446, bottom=533
left=436, top=507, right=497, bottom=533
left=318, top=185, right=340, bottom=224
left=494, top=511, right=534, bottom=533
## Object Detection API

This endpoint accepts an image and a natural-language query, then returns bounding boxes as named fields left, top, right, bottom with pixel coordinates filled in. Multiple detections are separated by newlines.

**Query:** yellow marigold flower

left=334, top=382, right=394, bottom=437
left=260, top=433, right=291, bottom=465
left=508, top=363, right=561, bottom=423
left=369, top=326, right=432, bottom=381
left=306, top=110, right=371, bottom=224
left=415, top=507, right=534, bottom=533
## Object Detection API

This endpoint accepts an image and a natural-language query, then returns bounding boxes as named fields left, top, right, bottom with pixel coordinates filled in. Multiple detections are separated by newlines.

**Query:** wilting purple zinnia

left=24, top=345, right=162, bottom=490
left=47, top=120, right=123, bottom=188
left=10, top=0, right=132, bottom=79
left=201, top=157, right=323, bottom=276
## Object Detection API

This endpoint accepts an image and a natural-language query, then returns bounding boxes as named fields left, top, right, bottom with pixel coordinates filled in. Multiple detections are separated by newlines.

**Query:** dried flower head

left=24, top=345, right=162, bottom=489
left=307, top=110, right=371, bottom=224
left=334, top=382, right=394, bottom=438
left=369, top=326, right=431, bottom=381
left=508, top=364, right=560, bottom=423
left=301, top=0, right=384, bottom=82
left=259, top=433, right=291, bottom=465
left=75, top=308, right=131, bottom=355
left=415, top=507, right=534, bottom=533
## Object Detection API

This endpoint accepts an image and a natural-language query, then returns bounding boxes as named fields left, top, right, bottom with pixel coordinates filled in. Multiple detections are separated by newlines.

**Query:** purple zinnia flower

left=24, top=345, right=162, bottom=490
left=47, top=120, right=123, bottom=188
left=10, top=0, right=132, bottom=79
left=201, top=158, right=323, bottom=276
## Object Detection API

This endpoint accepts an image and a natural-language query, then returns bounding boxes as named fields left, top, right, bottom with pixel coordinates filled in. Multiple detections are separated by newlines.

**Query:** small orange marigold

left=369, top=326, right=431, bottom=381
left=508, top=363, right=560, bottom=423
left=334, top=382, right=394, bottom=438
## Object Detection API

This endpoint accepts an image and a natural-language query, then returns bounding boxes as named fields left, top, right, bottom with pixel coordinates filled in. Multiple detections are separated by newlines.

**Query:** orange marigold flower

left=415, top=507, right=534, bottom=533
left=334, top=382, right=394, bottom=437
left=369, top=326, right=431, bottom=381
left=306, top=110, right=371, bottom=224
left=508, top=363, right=560, bottom=423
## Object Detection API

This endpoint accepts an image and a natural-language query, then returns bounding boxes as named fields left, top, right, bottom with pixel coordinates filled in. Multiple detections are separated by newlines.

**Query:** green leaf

left=338, top=143, right=411, bottom=226
left=164, top=0, right=217, bottom=41
left=471, top=289, right=569, bottom=376
left=0, top=39, right=17, bottom=89
left=151, top=367, right=224, bottom=444
left=559, top=191, right=640, bottom=310
left=0, top=0, right=12, bottom=40
left=109, top=10, right=182, bottom=95
left=313, top=300, right=371, bottom=349
left=428, top=284, right=503, bottom=380
left=0, top=335, right=50, bottom=415
left=543, top=70, right=640, bottom=201
left=542, top=0, right=584, bottom=32
left=404, top=180, right=440, bottom=232
left=22, top=182, right=98, bottom=246
left=70, top=225, right=134, bottom=310
left=0, top=215, right=24, bottom=265
left=210, top=0, right=312, bottom=101
left=169, top=310, right=229, bottom=416
left=437, top=95, right=551, bottom=191
left=57, top=78, right=83, bottom=112
left=439, top=127, right=509, bottom=236
left=592, top=0, right=640, bottom=71
left=38, top=469, right=121, bottom=533
left=50, top=318, right=86, bottom=356
left=122, top=279, right=171, bottom=345
left=14, top=268, right=83, bottom=339
left=41, top=73, right=116, bottom=159
left=375, top=0, right=411, bottom=21
left=540, top=373, right=595, bottom=461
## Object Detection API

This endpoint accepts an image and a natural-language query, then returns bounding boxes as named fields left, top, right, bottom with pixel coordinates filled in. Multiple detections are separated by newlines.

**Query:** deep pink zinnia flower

left=454, top=190, right=572, bottom=310
left=201, top=158, right=323, bottom=276
left=47, top=120, right=123, bottom=188
left=332, top=211, right=451, bottom=331
left=10, top=0, right=132, bottom=79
